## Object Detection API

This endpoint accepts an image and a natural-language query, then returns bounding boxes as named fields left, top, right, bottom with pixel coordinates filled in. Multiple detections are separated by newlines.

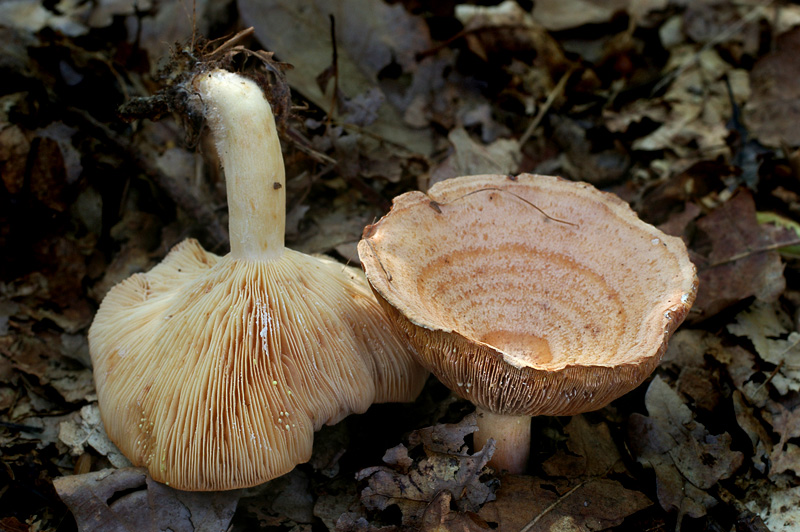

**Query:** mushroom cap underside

left=89, top=239, right=426, bottom=490
left=358, top=173, right=697, bottom=416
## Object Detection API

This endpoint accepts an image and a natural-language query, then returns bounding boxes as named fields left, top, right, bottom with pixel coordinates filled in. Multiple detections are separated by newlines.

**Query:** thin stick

left=518, top=479, right=587, bottom=532
left=519, top=67, right=574, bottom=147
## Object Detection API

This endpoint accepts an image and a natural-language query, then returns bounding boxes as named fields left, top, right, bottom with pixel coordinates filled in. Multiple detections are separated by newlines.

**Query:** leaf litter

left=3, top=1, right=800, bottom=531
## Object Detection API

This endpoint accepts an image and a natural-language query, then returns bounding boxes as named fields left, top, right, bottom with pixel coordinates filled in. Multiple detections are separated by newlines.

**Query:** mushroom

left=88, top=69, right=427, bottom=491
left=358, top=173, right=697, bottom=474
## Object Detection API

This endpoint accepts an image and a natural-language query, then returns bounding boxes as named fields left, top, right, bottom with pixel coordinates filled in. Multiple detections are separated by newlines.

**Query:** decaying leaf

left=628, top=376, right=743, bottom=525
left=747, top=485, right=800, bottom=532
left=763, top=400, right=800, bottom=479
left=58, top=404, right=131, bottom=468
left=239, top=0, right=434, bottom=155
left=454, top=0, right=567, bottom=69
left=692, top=190, right=795, bottom=321
left=239, top=469, right=315, bottom=527
left=727, top=301, right=800, bottom=395
left=54, top=468, right=240, bottom=532
left=478, top=475, right=651, bottom=532
left=732, top=391, right=772, bottom=474
left=745, top=27, right=800, bottom=147
left=428, top=128, right=521, bottom=188
left=353, top=414, right=497, bottom=528
left=541, top=415, right=624, bottom=478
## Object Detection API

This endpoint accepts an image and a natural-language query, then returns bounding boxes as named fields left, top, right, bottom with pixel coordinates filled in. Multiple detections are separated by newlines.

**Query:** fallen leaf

left=420, top=491, right=492, bottom=532
left=354, top=414, right=497, bottom=528
left=429, top=128, right=521, bottom=188
left=54, top=468, right=240, bottom=532
left=478, top=475, right=651, bottom=532
left=732, top=391, right=772, bottom=474
left=58, top=404, right=131, bottom=468
left=692, top=190, right=795, bottom=321
left=454, top=0, right=567, bottom=69
left=745, top=27, right=800, bottom=147
left=727, top=301, right=800, bottom=395
left=240, top=0, right=434, bottom=155
left=763, top=400, right=800, bottom=478
left=240, top=469, right=315, bottom=526
left=542, top=415, right=623, bottom=478
left=747, top=485, right=800, bottom=532
left=628, top=376, right=743, bottom=524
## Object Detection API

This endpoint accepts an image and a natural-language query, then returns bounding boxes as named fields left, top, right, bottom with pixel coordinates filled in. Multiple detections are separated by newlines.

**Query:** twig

left=707, top=238, right=800, bottom=268
left=518, top=478, right=588, bottom=532
left=519, top=67, right=574, bottom=147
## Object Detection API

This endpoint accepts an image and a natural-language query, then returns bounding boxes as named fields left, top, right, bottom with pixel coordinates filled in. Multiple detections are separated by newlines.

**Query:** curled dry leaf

left=353, top=414, right=497, bottom=528
left=54, top=468, right=240, bottom=532
left=628, top=377, right=743, bottom=524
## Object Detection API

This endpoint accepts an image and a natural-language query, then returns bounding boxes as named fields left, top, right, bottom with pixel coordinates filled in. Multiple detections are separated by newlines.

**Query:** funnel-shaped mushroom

left=89, top=70, right=426, bottom=491
left=358, top=174, right=697, bottom=473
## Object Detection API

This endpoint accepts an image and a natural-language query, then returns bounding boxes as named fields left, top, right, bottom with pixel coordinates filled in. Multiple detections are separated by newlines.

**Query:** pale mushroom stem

left=194, top=69, right=286, bottom=261
left=474, top=406, right=531, bottom=474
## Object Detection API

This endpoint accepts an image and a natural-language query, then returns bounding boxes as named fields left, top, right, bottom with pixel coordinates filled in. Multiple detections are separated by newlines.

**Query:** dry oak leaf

left=478, top=475, right=651, bottom=532
left=355, top=414, right=497, bottom=528
left=54, top=468, right=239, bottom=532
left=628, top=377, right=743, bottom=523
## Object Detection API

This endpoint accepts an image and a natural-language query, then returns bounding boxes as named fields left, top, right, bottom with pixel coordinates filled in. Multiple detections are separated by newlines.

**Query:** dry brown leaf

left=628, top=377, right=743, bottom=524
left=54, top=468, right=240, bottom=532
left=478, top=475, right=651, bottom=532
left=542, top=416, right=623, bottom=478
left=420, top=491, right=492, bottom=532
left=762, top=400, right=800, bottom=478
left=428, top=128, right=521, bottom=188
left=454, top=0, right=567, bottom=69
left=732, top=391, right=772, bottom=474
left=691, top=190, right=794, bottom=322
left=746, top=27, right=800, bottom=147
left=239, top=0, right=434, bottom=155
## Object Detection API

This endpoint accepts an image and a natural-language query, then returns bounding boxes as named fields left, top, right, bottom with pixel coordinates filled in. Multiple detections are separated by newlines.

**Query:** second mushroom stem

left=473, top=406, right=531, bottom=474
left=193, top=69, right=286, bottom=262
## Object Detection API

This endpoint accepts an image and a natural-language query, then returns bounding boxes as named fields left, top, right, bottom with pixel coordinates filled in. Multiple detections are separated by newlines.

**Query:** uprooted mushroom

left=89, top=67, right=427, bottom=491
left=358, top=173, right=697, bottom=474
